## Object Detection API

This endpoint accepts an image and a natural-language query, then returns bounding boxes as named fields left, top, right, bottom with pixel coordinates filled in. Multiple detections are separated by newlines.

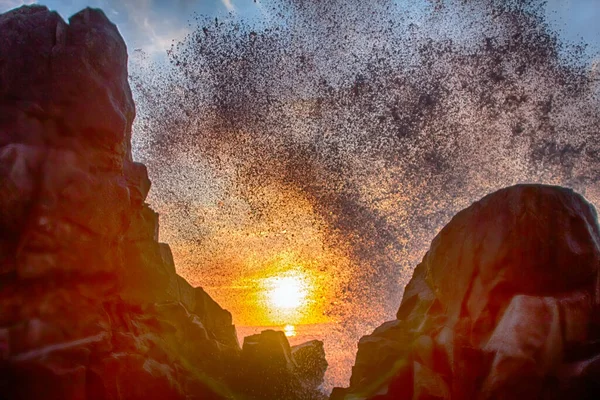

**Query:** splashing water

left=130, top=0, right=600, bottom=391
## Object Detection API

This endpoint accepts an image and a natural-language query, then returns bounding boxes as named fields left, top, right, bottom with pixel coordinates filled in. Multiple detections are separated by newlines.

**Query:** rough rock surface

left=331, top=184, right=600, bottom=400
left=0, top=5, right=326, bottom=400
left=236, top=331, right=328, bottom=399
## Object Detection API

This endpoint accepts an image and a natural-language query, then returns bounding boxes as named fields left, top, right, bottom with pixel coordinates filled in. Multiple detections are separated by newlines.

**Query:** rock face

left=238, top=331, right=328, bottom=399
left=0, top=5, right=326, bottom=400
left=331, top=184, right=600, bottom=400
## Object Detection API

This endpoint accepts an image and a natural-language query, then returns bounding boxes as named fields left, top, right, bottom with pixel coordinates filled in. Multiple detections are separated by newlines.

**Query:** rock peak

left=333, top=183, right=600, bottom=399
left=0, top=4, right=134, bottom=161
left=0, top=5, right=327, bottom=400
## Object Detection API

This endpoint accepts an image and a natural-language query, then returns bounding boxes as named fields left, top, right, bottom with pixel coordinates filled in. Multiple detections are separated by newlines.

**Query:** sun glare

left=225, top=249, right=344, bottom=326
left=265, top=273, right=308, bottom=310
left=257, top=268, right=316, bottom=325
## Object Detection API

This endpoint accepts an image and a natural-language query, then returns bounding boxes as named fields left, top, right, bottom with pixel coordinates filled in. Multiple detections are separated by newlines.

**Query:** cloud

left=0, top=0, right=35, bottom=12
left=221, top=0, right=234, bottom=12
left=116, top=0, right=190, bottom=55
left=104, top=0, right=232, bottom=55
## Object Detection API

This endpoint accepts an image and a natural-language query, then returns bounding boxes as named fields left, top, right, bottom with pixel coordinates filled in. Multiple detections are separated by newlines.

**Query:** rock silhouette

left=0, top=5, right=326, bottom=400
left=331, top=184, right=600, bottom=400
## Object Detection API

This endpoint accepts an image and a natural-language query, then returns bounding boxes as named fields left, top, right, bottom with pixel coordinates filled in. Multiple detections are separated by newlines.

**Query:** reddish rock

left=194, top=287, right=239, bottom=348
left=0, top=144, right=43, bottom=241
left=333, top=184, right=600, bottom=400
left=0, top=5, right=134, bottom=161
left=0, top=5, right=327, bottom=400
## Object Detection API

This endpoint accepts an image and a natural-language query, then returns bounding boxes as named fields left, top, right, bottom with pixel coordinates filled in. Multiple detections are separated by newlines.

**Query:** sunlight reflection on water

left=284, top=324, right=296, bottom=337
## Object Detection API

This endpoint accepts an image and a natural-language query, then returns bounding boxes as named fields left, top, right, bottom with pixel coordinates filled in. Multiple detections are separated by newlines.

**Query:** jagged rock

left=0, top=5, right=134, bottom=161
left=333, top=184, right=600, bottom=400
left=292, top=340, right=329, bottom=389
left=238, top=330, right=328, bottom=400
left=243, top=330, right=296, bottom=372
left=125, top=204, right=159, bottom=242
left=194, top=287, right=239, bottom=348
left=124, top=162, right=152, bottom=207
left=0, top=5, right=327, bottom=400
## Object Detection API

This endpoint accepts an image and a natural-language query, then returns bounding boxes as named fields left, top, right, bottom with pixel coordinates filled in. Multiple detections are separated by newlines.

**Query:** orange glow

left=164, top=184, right=355, bottom=327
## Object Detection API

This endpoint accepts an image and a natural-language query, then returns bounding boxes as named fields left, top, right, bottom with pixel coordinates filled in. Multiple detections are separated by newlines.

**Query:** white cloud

left=221, top=0, right=234, bottom=12
left=0, top=0, right=36, bottom=12
left=110, top=0, right=190, bottom=55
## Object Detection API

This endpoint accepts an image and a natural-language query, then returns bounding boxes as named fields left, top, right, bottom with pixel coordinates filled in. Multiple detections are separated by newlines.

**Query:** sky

left=1, top=0, right=599, bottom=59
left=0, top=0, right=264, bottom=55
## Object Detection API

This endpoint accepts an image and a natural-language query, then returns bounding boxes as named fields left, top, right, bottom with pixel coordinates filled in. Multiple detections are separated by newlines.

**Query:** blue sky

left=0, top=0, right=265, bottom=54
left=1, top=0, right=599, bottom=59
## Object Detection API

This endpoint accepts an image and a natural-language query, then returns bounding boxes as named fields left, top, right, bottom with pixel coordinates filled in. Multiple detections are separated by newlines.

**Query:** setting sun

left=265, top=273, right=308, bottom=310
left=256, top=268, right=318, bottom=325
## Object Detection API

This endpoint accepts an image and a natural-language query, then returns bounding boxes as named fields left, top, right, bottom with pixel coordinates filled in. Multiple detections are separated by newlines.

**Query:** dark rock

left=0, top=144, right=43, bottom=238
left=292, top=340, right=328, bottom=389
left=0, top=5, right=327, bottom=400
left=0, top=6, right=134, bottom=162
left=124, top=162, right=152, bottom=205
left=333, top=184, right=600, bottom=399
left=243, top=330, right=295, bottom=372
left=125, top=203, right=159, bottom=242
left=195, top=287, right=239, bottom=348
left=238, top=330, right=328, bottom=400
left=120, top=240, right=171, bottom=302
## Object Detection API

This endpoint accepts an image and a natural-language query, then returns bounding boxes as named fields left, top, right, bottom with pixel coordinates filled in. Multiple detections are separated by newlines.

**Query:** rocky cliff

left=0, top=5, right=326, bottom=400
left=331, top=184, right=600, bottom=399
